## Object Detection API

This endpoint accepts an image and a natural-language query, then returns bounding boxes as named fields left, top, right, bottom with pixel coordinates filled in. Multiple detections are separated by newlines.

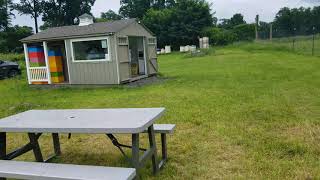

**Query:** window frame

left=70, top=36, right=111, bottom=63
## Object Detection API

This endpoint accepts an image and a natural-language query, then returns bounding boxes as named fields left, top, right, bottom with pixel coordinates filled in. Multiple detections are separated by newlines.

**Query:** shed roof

left=21, top=18, right=137, bottom=43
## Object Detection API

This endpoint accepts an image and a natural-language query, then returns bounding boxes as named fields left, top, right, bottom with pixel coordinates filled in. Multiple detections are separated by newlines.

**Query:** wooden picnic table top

left=0, top=108, right=165, bottom=134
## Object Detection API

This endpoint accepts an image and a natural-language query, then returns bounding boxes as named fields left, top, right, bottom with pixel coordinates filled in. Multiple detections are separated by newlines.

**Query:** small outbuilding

left=21, top=14, right=158, bottom=85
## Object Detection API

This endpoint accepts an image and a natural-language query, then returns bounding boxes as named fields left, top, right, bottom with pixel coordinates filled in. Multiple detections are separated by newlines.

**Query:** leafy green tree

left=41, top=0, right=95, bottom=29
left=13, top=0, right=42, bottom=33
left=120, top=0, right=174, bottom=18
left=152, top=0, right=175, bottom=9
left=96, top=10, right=122, bottom=22
left=273, top=6, right=320, bottom=37
left=120, top=0, right=151, bottom=19
left=0, top=0, right=13, bottom=31
left=230, top=13, right=246, bottom=27
left=143, top=0, right=214, bottom=48
left=0, top=25, right=33, bottom=53
left=218, top=13, right=246, bottom=29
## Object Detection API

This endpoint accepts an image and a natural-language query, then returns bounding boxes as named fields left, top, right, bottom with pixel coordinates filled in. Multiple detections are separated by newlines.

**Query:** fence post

left=292, top=28, right=296, bottom=51
left=312, top=27, right=315, bottom=56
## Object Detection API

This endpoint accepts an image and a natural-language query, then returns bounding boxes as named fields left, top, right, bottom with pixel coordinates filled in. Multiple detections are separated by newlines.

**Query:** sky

left=12, top=0, right=320, bottom=30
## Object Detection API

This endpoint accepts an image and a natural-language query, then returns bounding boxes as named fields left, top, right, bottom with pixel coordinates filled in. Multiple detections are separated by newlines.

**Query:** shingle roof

left=21, top=19, right=137, bottom=43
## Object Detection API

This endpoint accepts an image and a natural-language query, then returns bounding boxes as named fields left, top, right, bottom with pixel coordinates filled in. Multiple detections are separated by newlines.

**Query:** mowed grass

left=1, top=44, right=320, bottom=179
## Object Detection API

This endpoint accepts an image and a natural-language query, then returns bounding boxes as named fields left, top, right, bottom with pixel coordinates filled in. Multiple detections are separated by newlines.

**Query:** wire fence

left=257, top=33, right=320, bottom=57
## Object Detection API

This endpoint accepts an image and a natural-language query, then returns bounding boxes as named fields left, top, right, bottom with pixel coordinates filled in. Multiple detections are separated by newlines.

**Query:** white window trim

left=70, top=36, right=111, bottom=63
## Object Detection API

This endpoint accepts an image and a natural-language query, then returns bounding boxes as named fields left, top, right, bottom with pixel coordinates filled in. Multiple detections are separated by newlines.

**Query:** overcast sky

left=12, top=0, right=320, bottom=30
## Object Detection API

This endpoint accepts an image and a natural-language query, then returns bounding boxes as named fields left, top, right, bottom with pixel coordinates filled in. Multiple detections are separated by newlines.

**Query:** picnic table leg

left=0, top=132, right=6, bottom=180
left=147, top=125, right=159, bottom=174
left=160, top=133, right=167, bottom=168
left=28, top=133, right=44, bottom=162
left=52, top=133, right=61, bottom=155
left=132, top=133, right=140, bottom=172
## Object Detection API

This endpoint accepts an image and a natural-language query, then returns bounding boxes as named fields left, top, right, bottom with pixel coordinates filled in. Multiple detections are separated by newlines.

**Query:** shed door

left=117, top=36, right=130, bottom=82
left=147, top=37, right=158, bottom=74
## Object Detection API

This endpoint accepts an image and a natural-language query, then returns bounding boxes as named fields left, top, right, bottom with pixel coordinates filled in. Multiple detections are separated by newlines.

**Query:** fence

left=257, top=33, right=320, bottom=57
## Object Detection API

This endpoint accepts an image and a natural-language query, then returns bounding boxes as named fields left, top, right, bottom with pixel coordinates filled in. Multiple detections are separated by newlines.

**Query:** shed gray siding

left=116, top=22, right=158, bottom=77
left=65, top=36, right=119, bottom=85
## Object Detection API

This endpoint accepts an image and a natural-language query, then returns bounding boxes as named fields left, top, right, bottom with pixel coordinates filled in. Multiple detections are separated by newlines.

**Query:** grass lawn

left=1, top=44, right=320, bottom=179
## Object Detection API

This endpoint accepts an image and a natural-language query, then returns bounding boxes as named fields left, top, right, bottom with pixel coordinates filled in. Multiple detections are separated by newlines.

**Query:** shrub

left=202, top=27, right=237, bottom=46
left=0, top=53, right=25, bottom=62
left=232, top=24, right=255, bottom=41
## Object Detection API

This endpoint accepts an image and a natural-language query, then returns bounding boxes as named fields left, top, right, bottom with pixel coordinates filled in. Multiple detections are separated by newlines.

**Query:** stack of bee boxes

left=28, top=46, right=46, bottom=67
left=48, top=50, right=64, bottom=83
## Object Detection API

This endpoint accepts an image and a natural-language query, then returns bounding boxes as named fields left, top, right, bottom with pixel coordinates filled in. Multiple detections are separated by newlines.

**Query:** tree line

left=0, top=0, right=319, bottom=53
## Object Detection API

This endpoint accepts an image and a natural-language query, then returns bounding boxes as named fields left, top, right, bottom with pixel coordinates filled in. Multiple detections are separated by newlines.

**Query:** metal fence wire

left=258, top=33, right=320, bottom=57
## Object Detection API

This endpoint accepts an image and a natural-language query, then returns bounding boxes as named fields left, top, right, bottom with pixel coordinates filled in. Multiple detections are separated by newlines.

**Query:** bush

left=202, top=27, right=237, bottom=46
left=232, top=24, right=255, bottom=41
left=0, top=53, right=24, bottom=62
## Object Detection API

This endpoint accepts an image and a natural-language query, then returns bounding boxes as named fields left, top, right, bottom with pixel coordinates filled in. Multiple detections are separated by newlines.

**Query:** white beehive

left=161, top=48, right=165, bottom=54
left=190, top=45, right=197, bottom=52
left=165, top=46, right=171, bottom=54
left=180, top=46, right=185, bottom=52
left=184, top=45, right=190, bottom=52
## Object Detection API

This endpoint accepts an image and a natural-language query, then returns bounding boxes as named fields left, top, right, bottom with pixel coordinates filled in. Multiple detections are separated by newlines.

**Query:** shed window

left=148, top=38, right=156, bottom=45
left=72, top=39, right=110, bottom=62
left=118, top=37, right=128, bottom=45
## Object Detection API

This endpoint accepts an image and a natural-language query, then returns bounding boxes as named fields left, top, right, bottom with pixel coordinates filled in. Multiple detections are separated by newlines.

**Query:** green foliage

left=143, top=0, right=214, bottom=49
left=202, top=27, right=236, bottom=45
left=97, top=10, right=122, bottom=22
left=219, top=13, right=246, bottom=29
left=233, top=24, right=255, bottom=41
left=0, top=25, right=33, bottom=53
left=40, top=0, right=95, bottom=30
left=0, top=53, right=24, bottom=62
left=0, top=0, right=13, bottom=30
left=274, top=6, right=320, bottom=37
left=119, top=0, right=174, bottom=18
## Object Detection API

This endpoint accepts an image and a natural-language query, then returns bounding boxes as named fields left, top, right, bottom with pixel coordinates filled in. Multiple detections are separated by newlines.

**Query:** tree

left=230, top=13, right=246, bottom=27
left=96, top=10, right=122, bottom=22
left=120, top=0, right=151, bottom=19
left=152, top=0, right=175, bottom=9
left=0, top=0, right=13, bottom=31
left=143, top=0, right=214, bottom=49
left=0, top=25, right=33, bottom=53
left=119, top=0, right=174, bottom=19
left=273, top=6, right=320, bottom=37
left=41, top=0, right=95, bottom=29
left=13, top=0, right=42, bottom=33
left=218, top=13, right=246, bottom=29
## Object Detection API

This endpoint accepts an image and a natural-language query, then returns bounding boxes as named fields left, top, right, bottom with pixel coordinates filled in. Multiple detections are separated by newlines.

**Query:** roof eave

left=20, top=32, right=115, bottom=43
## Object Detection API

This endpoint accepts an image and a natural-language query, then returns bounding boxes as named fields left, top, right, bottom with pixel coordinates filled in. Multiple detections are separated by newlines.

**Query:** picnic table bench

left=0, top=160, right=136, bottom=180
left=0, top=108, right=175, bottom=180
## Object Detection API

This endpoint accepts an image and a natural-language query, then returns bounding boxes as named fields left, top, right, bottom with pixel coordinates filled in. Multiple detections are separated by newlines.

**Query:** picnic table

left=0, top=108, right=166, bottom=178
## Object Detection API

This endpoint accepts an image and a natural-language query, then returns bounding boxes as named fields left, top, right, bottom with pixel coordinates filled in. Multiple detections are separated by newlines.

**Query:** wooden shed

left=21, top=14, right=158, bottom=85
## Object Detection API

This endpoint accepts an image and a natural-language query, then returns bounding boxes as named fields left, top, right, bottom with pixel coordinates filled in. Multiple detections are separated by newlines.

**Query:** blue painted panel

left=48, top=50, right=62, bottom=57
left=28, top=46, right=44, bottom=53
